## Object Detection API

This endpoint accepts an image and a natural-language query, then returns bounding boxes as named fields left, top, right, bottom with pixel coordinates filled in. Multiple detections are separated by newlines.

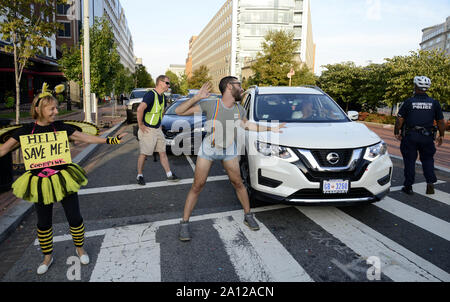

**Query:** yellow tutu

left=12, top=164, right=88, bottom=205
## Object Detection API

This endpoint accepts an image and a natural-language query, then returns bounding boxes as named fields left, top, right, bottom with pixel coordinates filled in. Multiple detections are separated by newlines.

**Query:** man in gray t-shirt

left=175, top=76, right=286, bottom=242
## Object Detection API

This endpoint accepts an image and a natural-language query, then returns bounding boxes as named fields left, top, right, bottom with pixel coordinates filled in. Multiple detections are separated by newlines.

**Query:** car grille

left=311, top=149, right=353, bottom=167
left=288, top=188, right=373, bottom=200
left=292, top=147, right=369, bottom=183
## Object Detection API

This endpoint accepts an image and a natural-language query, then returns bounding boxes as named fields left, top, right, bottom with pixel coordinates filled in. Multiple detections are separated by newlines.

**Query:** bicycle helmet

left=414, top=76, right=431, bottom=91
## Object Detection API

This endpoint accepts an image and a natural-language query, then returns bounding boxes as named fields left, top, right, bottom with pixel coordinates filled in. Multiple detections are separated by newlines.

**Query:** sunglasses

left=165, top=81, right=171, bottom=86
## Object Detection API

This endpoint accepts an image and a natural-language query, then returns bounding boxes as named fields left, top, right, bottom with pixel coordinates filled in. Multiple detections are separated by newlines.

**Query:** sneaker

left=244, top=213, right=260, bottom=231
left=426, top=183, right=435, bottom=195
left=37, top=257, right=53, bottom=275
left=401, top=186, right=414, bottom=196
left=179, top=221, right=191, bottom=242
left=137, top=176, right=145, bottom=186
left=167, top=174, right=180, bottom=182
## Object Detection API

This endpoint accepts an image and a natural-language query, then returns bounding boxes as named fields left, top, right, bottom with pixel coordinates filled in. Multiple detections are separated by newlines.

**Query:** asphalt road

left=0, top=123, right=449, bottom=284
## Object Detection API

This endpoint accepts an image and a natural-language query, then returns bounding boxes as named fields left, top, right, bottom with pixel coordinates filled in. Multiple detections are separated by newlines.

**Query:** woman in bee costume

left=0, top=83, right=126, bottom=275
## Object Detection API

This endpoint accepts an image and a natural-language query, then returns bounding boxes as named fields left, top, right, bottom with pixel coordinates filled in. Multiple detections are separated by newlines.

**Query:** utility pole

left=83, top=0, right=92, bottom=123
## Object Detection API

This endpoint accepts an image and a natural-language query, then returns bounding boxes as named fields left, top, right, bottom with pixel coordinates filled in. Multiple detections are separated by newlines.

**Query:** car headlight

left=256, top=141, right=292, bottom=160
left=364, top=141, right=388, bottom=161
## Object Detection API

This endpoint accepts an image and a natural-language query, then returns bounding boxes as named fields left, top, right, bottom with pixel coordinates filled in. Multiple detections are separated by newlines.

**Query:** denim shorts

left=197, top=140, right=238, bottom=162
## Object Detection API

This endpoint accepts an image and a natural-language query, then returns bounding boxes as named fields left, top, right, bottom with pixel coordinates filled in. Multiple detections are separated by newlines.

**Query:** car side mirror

left=347, top=111, right=359, bottom=121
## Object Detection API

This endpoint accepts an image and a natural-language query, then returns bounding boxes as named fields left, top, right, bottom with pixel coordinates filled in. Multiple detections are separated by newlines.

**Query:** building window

left=58, top=22, right=71, bottom=38
left=57, top=4, right=71, bottom=15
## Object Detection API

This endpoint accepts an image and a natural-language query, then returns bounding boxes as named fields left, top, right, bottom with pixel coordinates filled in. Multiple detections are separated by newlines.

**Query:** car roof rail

left=301, top=85, right=326, bottom=94
left=248, top=85, right=259, bottom=94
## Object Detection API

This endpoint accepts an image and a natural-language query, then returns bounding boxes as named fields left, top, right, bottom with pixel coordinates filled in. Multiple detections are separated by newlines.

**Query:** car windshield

left=165, top=98, right=215, bottom=115
left=130, top=90, right=148, bottom=99
left=165, top=101, right=185, bottom=115
left=254, top=94, right=349, bottom=123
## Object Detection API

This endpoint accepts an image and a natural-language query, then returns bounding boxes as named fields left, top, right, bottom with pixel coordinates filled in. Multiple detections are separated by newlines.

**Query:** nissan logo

left=326, top=152, right=340, bottom=165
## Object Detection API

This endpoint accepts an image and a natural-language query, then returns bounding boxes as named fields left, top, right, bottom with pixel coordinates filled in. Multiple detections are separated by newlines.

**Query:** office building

left=190, top=0, right=315, bottom=90
left=420, top=16, right=450, bottom=56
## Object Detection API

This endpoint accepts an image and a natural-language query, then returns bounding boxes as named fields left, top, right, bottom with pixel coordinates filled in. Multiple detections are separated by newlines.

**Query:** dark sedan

left=161, top=98, right=215, bottom=155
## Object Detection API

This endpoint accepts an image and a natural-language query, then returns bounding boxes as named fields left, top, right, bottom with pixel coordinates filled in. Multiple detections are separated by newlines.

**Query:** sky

left=120, top=0, right=450, bottom=78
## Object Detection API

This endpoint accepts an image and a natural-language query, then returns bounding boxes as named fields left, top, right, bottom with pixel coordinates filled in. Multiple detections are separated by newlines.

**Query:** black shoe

left=401, top=186, right=414, bottom=195
left=167, top=174, right=180, bottom=182
left=137, top=176, right=145, bottom=186
left=426, top=183, right=435, bottom=195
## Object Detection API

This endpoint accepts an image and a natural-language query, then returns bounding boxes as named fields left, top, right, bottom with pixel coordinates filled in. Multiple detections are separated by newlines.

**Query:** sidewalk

left=0, top=104, right=127, bottom=243
left=362, top=121, right=450, bottom=172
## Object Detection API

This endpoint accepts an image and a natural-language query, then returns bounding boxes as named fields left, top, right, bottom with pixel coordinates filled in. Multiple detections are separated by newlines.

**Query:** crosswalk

left=28, top=181, right=450, bottom=282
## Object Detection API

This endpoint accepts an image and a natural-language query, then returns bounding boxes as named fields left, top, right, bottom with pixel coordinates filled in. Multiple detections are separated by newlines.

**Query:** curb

left=0, top=120, right=125, bottom=245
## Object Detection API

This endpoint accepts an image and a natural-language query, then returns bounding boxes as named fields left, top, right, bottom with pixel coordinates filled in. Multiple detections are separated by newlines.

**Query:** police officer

left=394, top=76, right=446, bottom=195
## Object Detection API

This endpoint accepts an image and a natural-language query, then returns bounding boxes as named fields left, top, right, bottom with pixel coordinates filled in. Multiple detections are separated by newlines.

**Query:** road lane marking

left=213, top=214, right=313, bottom=282
left=375, top=197, right=450, bottom=241
left=185, top=155, right=196, bottom=172
left=77, top=175, right=230, bottom=196
left=89, top=224, right=161, bottom=282
left=34, top=204, right=290, bottom=245
left=296, top=206, right=450, bottom=282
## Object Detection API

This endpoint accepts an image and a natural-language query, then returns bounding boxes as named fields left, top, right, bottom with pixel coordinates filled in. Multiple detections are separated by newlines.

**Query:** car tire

left=239, top=154, right=257, bottom=205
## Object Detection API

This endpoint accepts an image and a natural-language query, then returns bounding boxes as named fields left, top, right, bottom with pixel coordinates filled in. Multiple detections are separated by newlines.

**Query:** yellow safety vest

left=144, top=89, right=165, bottom=126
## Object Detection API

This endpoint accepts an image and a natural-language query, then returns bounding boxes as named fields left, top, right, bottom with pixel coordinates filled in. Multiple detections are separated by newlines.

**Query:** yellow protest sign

left=19, top=131, right=72, bottom=171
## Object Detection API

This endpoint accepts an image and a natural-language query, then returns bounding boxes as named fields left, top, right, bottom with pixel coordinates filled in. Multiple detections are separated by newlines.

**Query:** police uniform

left=398, top=93, right=444, bottom=188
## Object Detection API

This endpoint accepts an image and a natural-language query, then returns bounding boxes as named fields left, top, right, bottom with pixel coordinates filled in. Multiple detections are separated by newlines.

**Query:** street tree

left=188, top=65, right=212, bottom=89
left=248, top=30, right=313, bottom=87
left=0, top=0, right=66, bottom=124
left=165, top=70, right=182, bottom=94
left=134, top=65, right=155, bottom=88
left=59, top=16, right=121, bottom=101
left=384, top=50, right=450, bottom=113
left=318, top=62, right=364, bottom=112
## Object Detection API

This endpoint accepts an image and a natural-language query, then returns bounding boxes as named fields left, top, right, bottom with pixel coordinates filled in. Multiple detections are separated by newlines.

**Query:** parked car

left=126, top=88, right=152, bottom=124
left=161, top=97, right=215, bottom=155
left=240, top=86, right=393, bottom=205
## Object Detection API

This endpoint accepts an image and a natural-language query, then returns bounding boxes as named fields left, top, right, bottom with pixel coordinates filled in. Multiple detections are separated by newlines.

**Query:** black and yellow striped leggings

left=35, top=193, right=85, bottom=255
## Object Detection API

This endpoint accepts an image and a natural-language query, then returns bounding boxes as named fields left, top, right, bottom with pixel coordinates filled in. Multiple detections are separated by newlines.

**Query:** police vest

left=144, top=89, right=165, bottom=127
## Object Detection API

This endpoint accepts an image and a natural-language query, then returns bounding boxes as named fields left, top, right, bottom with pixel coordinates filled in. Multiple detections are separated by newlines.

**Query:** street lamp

left=83, top=0, right=92, bottom=123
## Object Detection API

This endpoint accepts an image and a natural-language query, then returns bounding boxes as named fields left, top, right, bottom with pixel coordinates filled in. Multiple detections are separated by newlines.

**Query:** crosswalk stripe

left=296, top=206, right=450, bottom=282
left=89, top=224, right=161, bottom=282
left=212, top=214, right=314, bottom=282
left=77, top=175, right=229, bottom=196
left=413, top=184, right=450, bottom=206
left=375, top=197, right=450, bottom=241
left=390, top=181, right=446, bottom=193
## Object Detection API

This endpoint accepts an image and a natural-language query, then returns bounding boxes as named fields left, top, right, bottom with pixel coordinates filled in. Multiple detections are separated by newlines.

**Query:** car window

left=130, top=91, right=148, bottom=99
left=254, top=94, right=349, bottom=123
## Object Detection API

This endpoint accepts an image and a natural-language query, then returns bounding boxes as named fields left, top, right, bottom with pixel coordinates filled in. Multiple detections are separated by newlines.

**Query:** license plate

left=323, top=180, right=349, bottom=194
left=165, top=139, right=175, bottom=146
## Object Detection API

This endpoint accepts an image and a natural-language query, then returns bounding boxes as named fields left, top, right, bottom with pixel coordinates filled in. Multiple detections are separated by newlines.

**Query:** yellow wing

left=63, top=120, right=100, bottom=136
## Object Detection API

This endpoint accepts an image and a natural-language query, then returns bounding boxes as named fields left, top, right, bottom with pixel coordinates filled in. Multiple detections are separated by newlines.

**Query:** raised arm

left=69, top=131, right=127, bottom=145
left=175, top=82, right=211, bottom=116
left=241, top=118, right=286, bottom=133
left=0, top=138, right=19, bottom=158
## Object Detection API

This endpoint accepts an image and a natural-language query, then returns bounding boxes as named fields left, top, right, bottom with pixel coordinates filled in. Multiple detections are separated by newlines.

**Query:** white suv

left=239, top=86, right=393, bottom=205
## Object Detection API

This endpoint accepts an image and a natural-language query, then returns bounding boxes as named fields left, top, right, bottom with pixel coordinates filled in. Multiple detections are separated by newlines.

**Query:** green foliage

left=246, top=30, right=316, bottom=87
left=134, top=65, right=155, bottom=88
left=317, top=50, right=450, bottom=114
left=59, top=16, right=122, bottom=99
left=188, top=65, right=212, bottom=89
left=384, top=50, right=450, bottom=108
left=5, top=97, right=15, bottom=109
left=0, top=0, right=67, bottom=123
left=114, top=64, right=134, bottom=95
left=318, top=62, right=364, bottom=112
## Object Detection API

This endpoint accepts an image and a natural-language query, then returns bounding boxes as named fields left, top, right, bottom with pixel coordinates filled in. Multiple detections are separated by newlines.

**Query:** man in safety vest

left=136, top=75, right=179, bottom=185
